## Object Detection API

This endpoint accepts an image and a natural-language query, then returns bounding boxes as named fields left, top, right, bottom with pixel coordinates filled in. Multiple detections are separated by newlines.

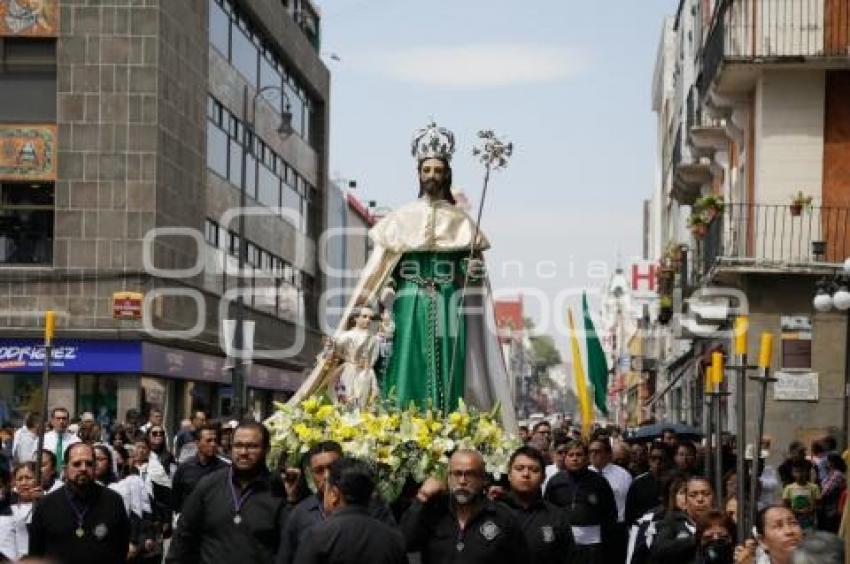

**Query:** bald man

left=401, top=449, right=528, bottom=563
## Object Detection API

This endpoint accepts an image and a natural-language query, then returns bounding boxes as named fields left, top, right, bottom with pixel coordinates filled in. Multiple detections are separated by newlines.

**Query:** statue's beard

left=420, top=178, right=443, bottom=199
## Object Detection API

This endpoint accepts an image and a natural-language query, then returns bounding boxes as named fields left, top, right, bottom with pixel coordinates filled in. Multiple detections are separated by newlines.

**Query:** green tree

left=524, top=317, right=562, bottom=369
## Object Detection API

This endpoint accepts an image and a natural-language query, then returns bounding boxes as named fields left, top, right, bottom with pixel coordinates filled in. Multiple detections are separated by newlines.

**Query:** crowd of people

left=0, top=408, right=848, bottom=563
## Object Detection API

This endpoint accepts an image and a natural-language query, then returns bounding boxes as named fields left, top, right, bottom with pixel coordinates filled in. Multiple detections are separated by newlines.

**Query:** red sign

left=112, top=292, right=143, bottom=319
left=631, top=262, right=657, bottom=295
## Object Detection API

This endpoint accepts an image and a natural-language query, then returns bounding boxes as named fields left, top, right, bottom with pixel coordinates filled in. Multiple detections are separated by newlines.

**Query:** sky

left=316, top=0, right=674, bottom=354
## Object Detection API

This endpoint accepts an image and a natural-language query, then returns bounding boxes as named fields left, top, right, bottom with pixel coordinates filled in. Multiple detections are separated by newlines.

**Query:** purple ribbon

left=228, top=468, right=256, bottom=516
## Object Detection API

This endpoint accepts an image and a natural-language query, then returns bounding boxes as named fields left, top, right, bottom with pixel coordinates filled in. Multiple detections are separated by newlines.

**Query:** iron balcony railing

left=701, top=0, right=850, bottom=94
left=699, top=203, right=850, bottom=276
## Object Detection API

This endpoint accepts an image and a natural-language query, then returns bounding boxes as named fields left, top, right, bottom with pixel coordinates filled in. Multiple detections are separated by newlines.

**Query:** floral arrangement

left=264, top=396, right=519, bottom=501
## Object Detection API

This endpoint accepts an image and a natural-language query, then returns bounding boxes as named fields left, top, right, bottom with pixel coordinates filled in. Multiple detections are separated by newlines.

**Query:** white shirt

left=543, top=464, right=561, bottom=493
left=42, top=429, right=80, bottom=463
left=0, top=502, right=34, bottom=560
left=591, top=462, right=632, bottom=523
left=11, top=426, right=39, bottom=464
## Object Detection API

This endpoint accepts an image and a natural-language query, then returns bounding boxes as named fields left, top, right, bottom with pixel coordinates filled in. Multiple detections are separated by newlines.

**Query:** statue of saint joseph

left=291, top=122, right=516, bottom=431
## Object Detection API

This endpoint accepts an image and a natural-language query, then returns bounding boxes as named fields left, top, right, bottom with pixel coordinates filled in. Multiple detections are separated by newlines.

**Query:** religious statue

left=325, top=306, right=380, bottom=409
left=291, top=121, right=516, bottom=431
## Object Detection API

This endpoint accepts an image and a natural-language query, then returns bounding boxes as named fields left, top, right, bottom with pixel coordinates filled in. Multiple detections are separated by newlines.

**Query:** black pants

left=569, top=543, right=604, bottom=564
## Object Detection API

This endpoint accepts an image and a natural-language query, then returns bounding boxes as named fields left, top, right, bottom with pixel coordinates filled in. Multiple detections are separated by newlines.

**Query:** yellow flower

left=316, top=404, right=335, bottom=420
left=301, top=397, right=320, bottom=415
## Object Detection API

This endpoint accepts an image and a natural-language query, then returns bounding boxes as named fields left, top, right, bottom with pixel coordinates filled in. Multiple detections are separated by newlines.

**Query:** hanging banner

left=0, top=0, right=59, bottom=37
left=0, top=124, right=57, bottom=181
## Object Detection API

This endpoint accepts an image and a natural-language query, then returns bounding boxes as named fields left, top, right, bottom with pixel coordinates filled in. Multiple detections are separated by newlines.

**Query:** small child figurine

left=326, top=306, right=379, bottom=409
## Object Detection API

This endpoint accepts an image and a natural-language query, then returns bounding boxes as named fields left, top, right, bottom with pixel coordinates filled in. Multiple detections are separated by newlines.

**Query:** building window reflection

left=0, top=183, right=54, bottom=265
left=208, top=0, right=317, bottom=146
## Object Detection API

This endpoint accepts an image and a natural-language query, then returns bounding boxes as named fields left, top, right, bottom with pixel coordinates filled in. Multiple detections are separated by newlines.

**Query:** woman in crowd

left=817, top=452, right=846, bottom=533
left=146, top=425, right=176, bottom=477
left=94, top=444, right=119, bottom=485
left=695, top=509, right=735, bottom=563
left=734, top=505, right=803, bottom=564
left=627, top=471, right=690, bottom=564
left=0, top=462, right=41, bottom=561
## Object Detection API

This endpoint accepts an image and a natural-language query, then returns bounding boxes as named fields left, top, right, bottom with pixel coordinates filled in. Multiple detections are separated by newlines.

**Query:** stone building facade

left=0, top=0, right=329, bottom=429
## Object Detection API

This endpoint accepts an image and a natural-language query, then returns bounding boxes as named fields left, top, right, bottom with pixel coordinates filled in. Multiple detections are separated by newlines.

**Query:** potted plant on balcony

left=695, top=194, right=725, bottom=222
left=688, top=213, right=708, bottom=239
left=789, top=191, right=813, bottom=217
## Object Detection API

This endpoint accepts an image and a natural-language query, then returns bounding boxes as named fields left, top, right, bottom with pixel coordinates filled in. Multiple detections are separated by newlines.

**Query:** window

left=0, top=373, right=41, bottom=427
left=209, top=1, right=319, bottom=146
left=0, top=183, right=54, bottom=265
left=283, top=79, right=304, bottom=138
left=77, top=375, right=119, bottom=431
left=206, top=121, right=228, bottom=178
left=258, top=162, right=279, bottom=208
left=245, top=152, right=257, bottom=199
left=209, top=0, right=230, bottom=57
left=228, top=138, right=242, bottom=185
left=231, top=17, right=258, bottom=87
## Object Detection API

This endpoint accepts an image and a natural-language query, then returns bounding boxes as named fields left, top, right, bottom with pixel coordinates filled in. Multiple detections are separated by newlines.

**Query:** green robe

left=381, top=250, right=468, bottom=413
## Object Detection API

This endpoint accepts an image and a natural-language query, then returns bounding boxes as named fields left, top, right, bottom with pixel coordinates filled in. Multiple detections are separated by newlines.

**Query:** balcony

left=700, top=0, right=850, bottom=96
left=697, top=203, right=850, bottom=281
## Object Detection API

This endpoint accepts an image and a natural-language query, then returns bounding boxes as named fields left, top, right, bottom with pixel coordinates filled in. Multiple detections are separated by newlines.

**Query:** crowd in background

left=0, top=408, right=848, bottom=563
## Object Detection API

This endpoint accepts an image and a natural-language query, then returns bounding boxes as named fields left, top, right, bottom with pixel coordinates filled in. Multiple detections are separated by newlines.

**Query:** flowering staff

left=447, top=130, right=514, bottom=399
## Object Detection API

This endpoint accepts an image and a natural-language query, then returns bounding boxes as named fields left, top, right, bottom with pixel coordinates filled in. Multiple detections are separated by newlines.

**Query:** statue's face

left=419, top=158, right=447, bottom=199
left=355, top=308, right=372, bottom=329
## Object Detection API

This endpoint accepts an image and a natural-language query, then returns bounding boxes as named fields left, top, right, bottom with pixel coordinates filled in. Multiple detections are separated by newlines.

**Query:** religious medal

left=228, top=468, right=254, bottom=528
left=94, top=523, right=108, bottom=540
left=456, top=541, right=464, bottom=552
left=75, top=527, right=85, bottom=538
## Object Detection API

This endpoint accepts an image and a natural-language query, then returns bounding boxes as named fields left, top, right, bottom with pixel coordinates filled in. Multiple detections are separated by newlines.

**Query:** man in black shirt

left=401, top=448, right=528, bottom=564
left=278, top=441, right=394, bottom=564
left=625, top=441, right=671, bottom=525
left=171, top=423, right=228, bottom=513
left=29, top=442, right=131, bottom=564
left=544, top=439, right=617, bottom=564
left=293, top=457, right=405, bottom=564
left=501, top=446, right=573, bottom=564
left=167, top=422, right=288, bottom=564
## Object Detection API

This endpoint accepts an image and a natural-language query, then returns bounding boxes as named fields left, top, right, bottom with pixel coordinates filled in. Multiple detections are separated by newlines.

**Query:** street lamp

left=811, top=258, right=850, bottom=449
left=232, top=83, right=293, bottom=421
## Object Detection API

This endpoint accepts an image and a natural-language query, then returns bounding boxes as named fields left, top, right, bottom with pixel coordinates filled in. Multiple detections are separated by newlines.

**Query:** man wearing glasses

left=29, top=442, right=131, bottom=564
left=167, top=422, right=288, bottom=564
left=401, top=449, right=527, bottom=563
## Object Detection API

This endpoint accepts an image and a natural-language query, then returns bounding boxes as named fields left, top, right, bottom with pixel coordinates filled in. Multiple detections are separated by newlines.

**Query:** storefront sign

left=0, top=338, right=303, bottom=391
left=141, top=342, right=303, bottom=391
left=0, top=124, right=57, bottom=181
left=774, top=371, right=818, bottom=401
left=0, top=0, right=58, bottom=36
left=0, top=339, right=142, bottom=372
left=113, top=292, right=144, bottom=319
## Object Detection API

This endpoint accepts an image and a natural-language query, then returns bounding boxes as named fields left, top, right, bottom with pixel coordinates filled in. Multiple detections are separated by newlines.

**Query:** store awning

left=643, top=347, right=696, bottom=407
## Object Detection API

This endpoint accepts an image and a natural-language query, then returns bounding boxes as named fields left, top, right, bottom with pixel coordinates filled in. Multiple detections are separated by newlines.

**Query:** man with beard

left=29, top=442, right=131, bottom=564
left=401, top=449, right=527, bottom=563
left=290, top=121, right=516, bottom=431
left=501, top=446, right=573, bottom=563
left=167, top=422, right=287, bottom=564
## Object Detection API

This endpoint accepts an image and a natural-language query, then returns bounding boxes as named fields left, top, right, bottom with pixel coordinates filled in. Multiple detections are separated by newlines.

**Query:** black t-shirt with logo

left=400, top=494, right=528, bottom=564
left=499, top=493, right=574, bottom=564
